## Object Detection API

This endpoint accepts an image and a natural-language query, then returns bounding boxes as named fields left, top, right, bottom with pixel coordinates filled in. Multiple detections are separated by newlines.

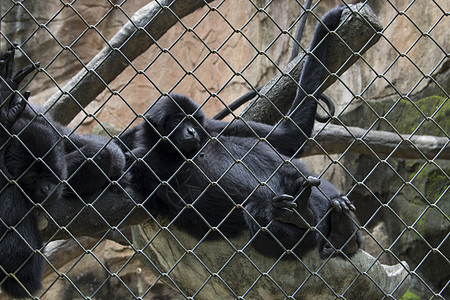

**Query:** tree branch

left=43, top=0, right=215, bottom=125
left=131, top=219, right=410, bottom=299
left=305, top=124, right=450, bottom=160
left=242, top=3, right=383, bottom=124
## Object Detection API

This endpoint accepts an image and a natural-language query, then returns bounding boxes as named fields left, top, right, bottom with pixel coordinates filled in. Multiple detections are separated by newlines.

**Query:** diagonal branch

left=242, top=3, right=383, bottom=124
left=44, top=0, right=215, bottom=125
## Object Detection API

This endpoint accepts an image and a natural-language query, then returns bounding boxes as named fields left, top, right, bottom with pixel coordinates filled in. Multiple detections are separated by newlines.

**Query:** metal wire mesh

left=0, top=0, right=448, bottom=299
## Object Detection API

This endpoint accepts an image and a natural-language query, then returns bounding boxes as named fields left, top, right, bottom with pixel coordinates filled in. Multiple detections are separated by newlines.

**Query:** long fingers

left=4, top=43, right=18, bottom=79
left=0, top=49, right=14, bottom=80
left=13, top=62, right=39, bottom=84
left=331, top=195, right=356, bottom=212
left=0, top=44, right=38, bottom=86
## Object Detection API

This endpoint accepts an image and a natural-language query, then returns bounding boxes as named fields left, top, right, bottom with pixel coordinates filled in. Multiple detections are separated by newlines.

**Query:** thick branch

left=242, top=3, right=383, bottom=124
left=38, top=186, right=149, bottom=241
left=132, top=220, right=411, bottom=299
left=44, top=0, right=215, bottom=125
left=305, top=124, right=450, bottom=159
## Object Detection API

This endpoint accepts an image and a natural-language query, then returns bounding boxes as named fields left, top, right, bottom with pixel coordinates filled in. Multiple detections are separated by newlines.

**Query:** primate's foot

left=320, top=196, right=359, bottom=258
left=272, top=194, right=308, bottom=228
left=272, top=176, right=320, bottom=228
left=330, top=195, right=356, bottom=212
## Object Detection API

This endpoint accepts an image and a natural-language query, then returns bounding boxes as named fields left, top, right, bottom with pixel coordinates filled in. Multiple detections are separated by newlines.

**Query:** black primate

left=0, top=47, right=125, bottom=298
left=0, top=49, right=56, bottom=298
left=124, top=93, right=360, bottom=257
left=121, top=6, right=361, bottom=258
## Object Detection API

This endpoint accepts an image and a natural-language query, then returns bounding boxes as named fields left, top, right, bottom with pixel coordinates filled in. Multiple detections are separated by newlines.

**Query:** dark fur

left=0, top=109, right=63, bottom=298
left=121, top=6, right=361, bottom=258
left=124, top=94, right=361, bottom=257
left=61, top=127, right=126, bottom=200
left=0, top=48, right=125, bottom=298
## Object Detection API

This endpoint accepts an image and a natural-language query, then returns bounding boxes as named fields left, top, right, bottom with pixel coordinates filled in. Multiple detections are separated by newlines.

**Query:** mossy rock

left=338, top=95, right=448, bottom=137
left=339, top=95, right=449, bottom=297
left=340, top=94, right=449, bottom=236
left=400, top=289, right=421, bottom=300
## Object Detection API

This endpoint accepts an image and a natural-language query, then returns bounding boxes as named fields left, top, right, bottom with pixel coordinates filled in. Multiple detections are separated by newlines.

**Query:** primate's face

left=146, top=95, right=206, bottom=155
left=164, top=114, right=202, bottom=154
left=18, top=161, right=62, bottom=203
left=5, top=136, right=66, bottom=203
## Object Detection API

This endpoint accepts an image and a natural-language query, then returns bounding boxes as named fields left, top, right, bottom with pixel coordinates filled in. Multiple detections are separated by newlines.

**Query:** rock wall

left=339, top=96, right=449, bottom=298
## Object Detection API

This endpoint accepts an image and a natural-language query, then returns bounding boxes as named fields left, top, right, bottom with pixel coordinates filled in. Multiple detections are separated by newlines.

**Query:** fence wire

left=0, top=0, right=448, bottom=299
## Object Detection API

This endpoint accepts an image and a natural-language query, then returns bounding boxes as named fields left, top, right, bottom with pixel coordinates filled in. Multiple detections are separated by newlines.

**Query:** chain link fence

left=0, top=0, right=448, bottom=299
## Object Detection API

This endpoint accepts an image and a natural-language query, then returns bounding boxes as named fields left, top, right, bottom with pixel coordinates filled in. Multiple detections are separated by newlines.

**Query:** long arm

left=285, top=6, right=344, bottom=137
left=266, top=6, right=345, bottom=156
left=0, top=47, right=44, bottom=298
left=63, top=132, right=126, bottom=199
left=206, top=6, right=345, bottom=157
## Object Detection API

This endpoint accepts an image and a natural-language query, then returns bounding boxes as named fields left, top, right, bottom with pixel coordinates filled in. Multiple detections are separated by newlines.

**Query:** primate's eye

left=171, top=115, right=184, bottom=125
left=193, top=122, right=201, bottom=130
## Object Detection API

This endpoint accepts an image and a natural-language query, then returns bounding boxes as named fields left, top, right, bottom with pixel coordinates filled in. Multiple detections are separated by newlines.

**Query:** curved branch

left=44, top=0, right=215, bottom=125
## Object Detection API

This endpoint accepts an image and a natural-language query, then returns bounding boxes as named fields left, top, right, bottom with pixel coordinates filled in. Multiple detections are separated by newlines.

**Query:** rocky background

left=0, top=0, right=448, bottom=299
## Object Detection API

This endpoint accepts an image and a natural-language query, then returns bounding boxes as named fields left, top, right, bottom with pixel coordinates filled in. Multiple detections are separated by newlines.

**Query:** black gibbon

left=0, top=47, right=125, bottom=298
left=121, top=6, right=361, bottom=258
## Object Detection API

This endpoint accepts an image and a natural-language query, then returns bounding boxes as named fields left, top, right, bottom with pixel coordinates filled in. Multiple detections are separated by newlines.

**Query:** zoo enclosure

left=0, top=0, right=448, bottom=299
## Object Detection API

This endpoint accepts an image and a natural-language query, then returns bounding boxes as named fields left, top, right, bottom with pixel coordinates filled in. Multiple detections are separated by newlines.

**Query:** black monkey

left=0, top=48, right=125, bottom=200
left=0, top=48, right=61, bottom=298
left=0, top=47, right=125, bottom=298
left=124, top=93, right=359, bottom=257
left=121, top=6, right=361, bottom=257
